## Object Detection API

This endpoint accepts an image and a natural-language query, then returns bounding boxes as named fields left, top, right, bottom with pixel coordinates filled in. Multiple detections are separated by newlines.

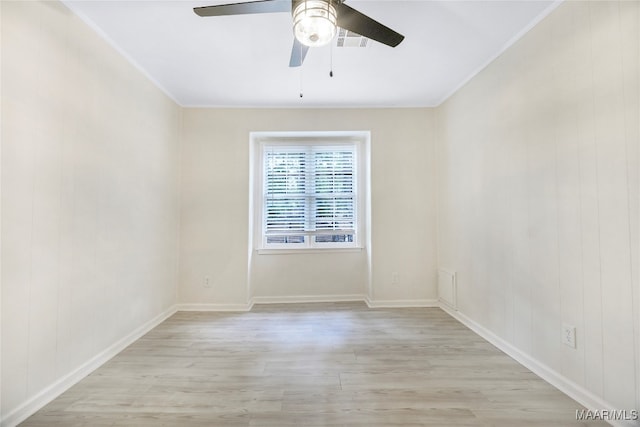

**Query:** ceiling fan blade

left=289, top=38, right=309, bottom=67
left=194, top=0, right=290, bottom=17
left=335, top=3, right=404, bottom=47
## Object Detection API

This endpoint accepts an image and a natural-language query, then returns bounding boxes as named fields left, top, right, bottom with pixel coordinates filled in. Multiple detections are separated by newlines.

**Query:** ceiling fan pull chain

left=330, top=42, right=334, bottom=78
left=299, top=43, right=304, bottom=98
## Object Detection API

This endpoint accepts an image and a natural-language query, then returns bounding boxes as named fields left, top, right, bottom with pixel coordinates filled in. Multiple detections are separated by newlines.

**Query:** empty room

left=1, top=0, right=638, bottom=426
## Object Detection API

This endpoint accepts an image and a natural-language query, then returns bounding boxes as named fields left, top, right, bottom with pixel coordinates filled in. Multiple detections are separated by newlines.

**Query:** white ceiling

left=63, top=0, right=559, bottom=108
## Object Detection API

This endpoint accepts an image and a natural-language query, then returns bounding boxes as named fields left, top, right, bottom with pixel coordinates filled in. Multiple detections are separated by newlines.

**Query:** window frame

left=252, top=132, right=367, bottom=253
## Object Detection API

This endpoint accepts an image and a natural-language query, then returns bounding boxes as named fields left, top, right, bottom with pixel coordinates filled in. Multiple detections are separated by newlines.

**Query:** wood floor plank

left=20, top=302, right=605, bottom=426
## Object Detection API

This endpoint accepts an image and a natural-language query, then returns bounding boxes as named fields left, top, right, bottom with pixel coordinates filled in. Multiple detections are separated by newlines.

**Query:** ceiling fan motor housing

left=291, top=0, right=344, bottom=9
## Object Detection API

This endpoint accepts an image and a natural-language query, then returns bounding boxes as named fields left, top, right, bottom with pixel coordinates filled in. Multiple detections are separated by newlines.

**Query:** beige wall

left=1, top=0, right=181, bottom=421
left=179, top=108, right=438, bottom=306
left=436, top=0, right=639, bottom=412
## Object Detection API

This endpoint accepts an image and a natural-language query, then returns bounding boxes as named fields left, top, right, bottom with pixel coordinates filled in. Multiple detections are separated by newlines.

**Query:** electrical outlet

left=391, top=272, right=399, bottom=284
left=562, top=323, right=576, bottom=348
left=203, top=276, right=211, bottom=288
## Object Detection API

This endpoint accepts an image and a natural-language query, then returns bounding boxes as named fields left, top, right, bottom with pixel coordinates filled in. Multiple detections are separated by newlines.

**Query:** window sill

left=257, top=247, right=364, bottom=255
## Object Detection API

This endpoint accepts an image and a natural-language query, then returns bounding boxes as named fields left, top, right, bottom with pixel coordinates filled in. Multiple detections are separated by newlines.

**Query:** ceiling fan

left=193, top=0, right=404, bottom=67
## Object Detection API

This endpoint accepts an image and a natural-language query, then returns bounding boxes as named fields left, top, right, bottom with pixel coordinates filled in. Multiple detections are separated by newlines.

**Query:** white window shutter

left=263, top=144, right=357, bottom=247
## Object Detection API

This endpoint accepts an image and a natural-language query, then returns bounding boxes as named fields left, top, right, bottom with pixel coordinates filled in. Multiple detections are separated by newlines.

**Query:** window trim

left=251, top=131, right=368, bottom=253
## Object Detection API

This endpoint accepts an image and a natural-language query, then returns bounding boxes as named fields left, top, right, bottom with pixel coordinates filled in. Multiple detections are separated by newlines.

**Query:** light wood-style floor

left=22, top=302, right=605, bottom=426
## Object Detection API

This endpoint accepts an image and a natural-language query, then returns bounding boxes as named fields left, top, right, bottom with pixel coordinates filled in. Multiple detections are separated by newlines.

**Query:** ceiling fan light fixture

left=293, top=0, right=337, bottom=48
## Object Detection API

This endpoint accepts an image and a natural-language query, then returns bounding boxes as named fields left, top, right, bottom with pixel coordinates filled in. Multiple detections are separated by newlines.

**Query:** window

left=253, top=132, right=366, bottom=251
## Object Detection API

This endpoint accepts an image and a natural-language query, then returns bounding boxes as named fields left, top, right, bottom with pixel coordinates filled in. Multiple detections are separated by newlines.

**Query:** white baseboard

left=1, top=305, right=178, bottom=427
left=365, top=297, right=439, bottom=308
left=177, top=296, right=438, bottom=309
left=251, top=294, right=366, bottom=305
left=176, top=302, right=254, bottom=312
left=438, top=303, right=635, bottom=427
